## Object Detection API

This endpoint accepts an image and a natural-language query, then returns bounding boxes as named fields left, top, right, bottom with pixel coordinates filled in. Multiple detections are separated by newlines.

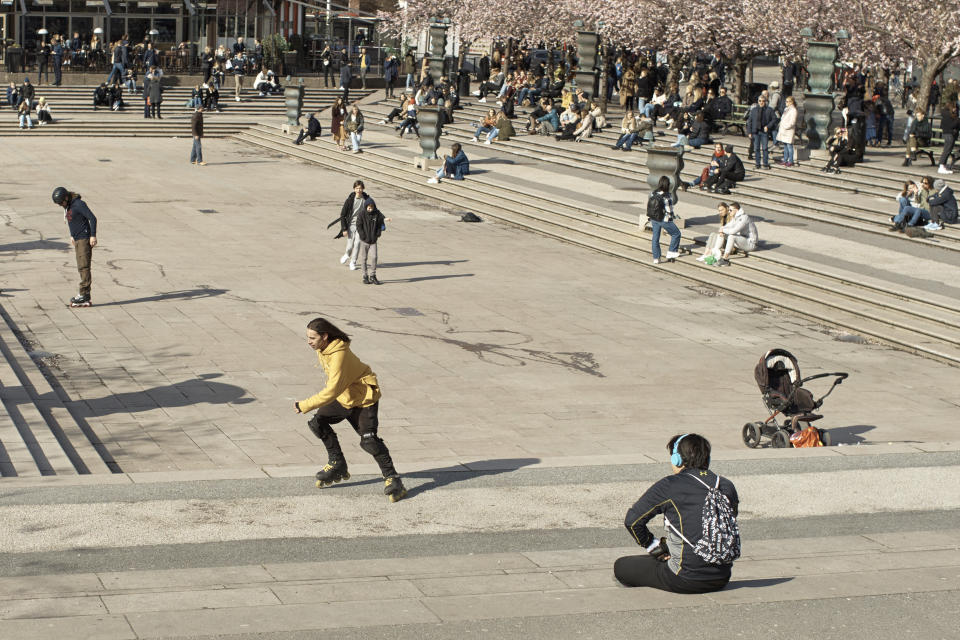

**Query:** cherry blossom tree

left=849, top=0, right=960, bottom=112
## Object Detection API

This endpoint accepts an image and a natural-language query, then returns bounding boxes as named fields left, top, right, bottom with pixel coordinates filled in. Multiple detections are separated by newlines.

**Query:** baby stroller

left=742, top=349, right=848, bottom=448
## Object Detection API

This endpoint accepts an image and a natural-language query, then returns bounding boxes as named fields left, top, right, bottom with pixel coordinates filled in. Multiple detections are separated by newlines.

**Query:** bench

left=914, top=126, right=956, bottom=167
left=715, top=103, right=749, bottom=135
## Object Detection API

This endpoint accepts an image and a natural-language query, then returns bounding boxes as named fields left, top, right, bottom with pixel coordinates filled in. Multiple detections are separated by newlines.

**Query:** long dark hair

left=656, top=176, right=671, bottom=192
left=307, top=318, right=350, bottom=343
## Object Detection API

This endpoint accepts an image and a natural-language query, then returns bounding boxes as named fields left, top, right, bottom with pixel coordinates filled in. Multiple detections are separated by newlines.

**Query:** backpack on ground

left=647, top=191, right=666, bottom=222
left=665, top=474, right=741, bottom=565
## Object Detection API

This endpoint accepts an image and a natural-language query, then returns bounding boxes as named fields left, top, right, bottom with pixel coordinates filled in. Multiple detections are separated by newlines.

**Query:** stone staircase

left=0, top=85, right=375, bottom=137
left=0, top=304, right=115, bottom=477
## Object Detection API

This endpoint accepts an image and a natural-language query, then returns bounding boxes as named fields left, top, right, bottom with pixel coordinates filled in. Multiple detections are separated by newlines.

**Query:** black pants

left=150, top=103, right=161, bottom=118
left=613, top=555, right=728, bottom=594
left=323, top=65, right=333, bottom=87
left=53, top=60, right=63, bottom=85
left=307, top=401, right=398, bottom=477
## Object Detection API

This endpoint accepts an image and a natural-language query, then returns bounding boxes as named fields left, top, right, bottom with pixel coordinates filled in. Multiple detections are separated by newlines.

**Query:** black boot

left=384, top=475, right=407, bottom=502
left=902, top=157, right=911, bottom=167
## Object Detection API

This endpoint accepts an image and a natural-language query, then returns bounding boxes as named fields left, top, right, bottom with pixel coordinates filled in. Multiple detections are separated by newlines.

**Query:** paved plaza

left=1, top=135, right=958, bottom=638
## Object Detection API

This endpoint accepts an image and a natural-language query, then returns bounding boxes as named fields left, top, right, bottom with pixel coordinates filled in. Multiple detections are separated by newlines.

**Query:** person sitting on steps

left=428, top=142, right=470, bottom=184
left=715, top=202, right=759, bottom=266
left=889, top=180, right=930, bottom=231
left=903, top=110, right=932, bottom=167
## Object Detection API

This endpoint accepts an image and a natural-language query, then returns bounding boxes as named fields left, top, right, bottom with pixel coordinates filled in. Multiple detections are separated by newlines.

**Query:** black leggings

left=307, top=400, right=397, bottom=477
left=613, top=555, right=728, bottom=593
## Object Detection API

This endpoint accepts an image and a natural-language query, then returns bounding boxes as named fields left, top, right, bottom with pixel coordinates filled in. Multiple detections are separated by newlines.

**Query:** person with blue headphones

left=615, top=433, right=740, bottom=593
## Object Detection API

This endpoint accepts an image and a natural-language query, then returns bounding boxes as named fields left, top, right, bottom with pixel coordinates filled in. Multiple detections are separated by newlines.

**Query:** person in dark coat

left=52, top=187, right=98, bottom=307
left=927, top=179, right=957, bottom=230
left=144, top=68, right=163, bottom=118
left=428, top=143, right=470, bottom=183
left=52, top=37, right=65, bottom=86
left=93, top=83, right=111, bottom=109
left=143, top=42, right=159, bottom=71
left=937, top=103, right=959, bottom=174
left=191, top=105, right=205, bottom=165
left=746, top=95, right=776, bottom=169
left=294, top=112, right=322, bottom=145
left=339, top=50, right=352, bottom=102
left=38, top=42, right=51, bottom=85
left=20, top=77, right=35, bottom=108
left=707, top=145, right=746, bottom=194
left=383, top=55, right=398, bottom=98
left=200, top=46, right=215, bottom=83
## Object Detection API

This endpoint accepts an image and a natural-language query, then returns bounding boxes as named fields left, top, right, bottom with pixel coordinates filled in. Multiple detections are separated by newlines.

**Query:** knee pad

left=307, top=415, right=331, bottom=439
left=360, top=432, right=385, bottom=456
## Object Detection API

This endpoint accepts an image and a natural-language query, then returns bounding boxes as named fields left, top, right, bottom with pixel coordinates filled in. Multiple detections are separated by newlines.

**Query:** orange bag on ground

left=789, top=426, right=823, bottom=448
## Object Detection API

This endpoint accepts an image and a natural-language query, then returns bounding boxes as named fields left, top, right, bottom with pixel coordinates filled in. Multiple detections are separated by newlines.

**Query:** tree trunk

left=599, top=46, right=611, bottom=115
left=914, top=54, right=950, bottom=115
left=732, top=58, right=749, bottom=104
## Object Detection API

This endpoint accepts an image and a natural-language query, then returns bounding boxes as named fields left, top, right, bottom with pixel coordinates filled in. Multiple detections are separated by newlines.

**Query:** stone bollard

left=414, top=106, right=443, bottom=170
left=645, top=146, right=686, bottom=227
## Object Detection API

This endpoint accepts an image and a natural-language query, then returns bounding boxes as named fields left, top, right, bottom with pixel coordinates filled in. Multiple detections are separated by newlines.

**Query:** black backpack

left=665, top=474, right=741, bottom=565
left=647, top=192, right=666, bottom=222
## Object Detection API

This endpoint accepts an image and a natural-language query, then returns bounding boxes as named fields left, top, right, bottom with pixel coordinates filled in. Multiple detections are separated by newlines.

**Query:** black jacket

left=635, top=74, right=654, bottom=100
left=307, top=115, right=321, bottom=138
left=339, top=191, right=369, bottom=233
left=143, top=48, right=159, bottom=70
left=356, top=204, right=386, bottom=244
left=939, top=112, right=960, bottom=138
left=928, top=186, right=958, bottom=223
left=64, top=197, right=98, bottom=239
left=625, top=469, right=739, bottom=582
left=720, top=153, right=746, bottom=181
left=746, top=104, right=775, bottom=134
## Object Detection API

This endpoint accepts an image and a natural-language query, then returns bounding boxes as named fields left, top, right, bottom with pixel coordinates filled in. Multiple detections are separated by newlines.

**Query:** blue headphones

left=671, top=434, right=689, bottom=467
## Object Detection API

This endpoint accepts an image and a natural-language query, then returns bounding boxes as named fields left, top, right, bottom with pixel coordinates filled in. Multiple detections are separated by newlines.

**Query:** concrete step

left=235, top=124, right=960, bottom=366
left=0, top=306, right=115, bottom=477
left=367, top=101, right=960, bottom=252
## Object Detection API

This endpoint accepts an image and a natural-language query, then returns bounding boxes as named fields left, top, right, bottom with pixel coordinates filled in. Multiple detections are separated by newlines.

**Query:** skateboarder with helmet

left=52, top=186, right=98, bottom=307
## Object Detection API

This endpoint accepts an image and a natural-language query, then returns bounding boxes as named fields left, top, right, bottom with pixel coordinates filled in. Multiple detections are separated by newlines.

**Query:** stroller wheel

left=819, top=429, right=832, bottom=447
left=742, top=422, right=762, bottom=448
left=772, top=430, right=792, bottom=448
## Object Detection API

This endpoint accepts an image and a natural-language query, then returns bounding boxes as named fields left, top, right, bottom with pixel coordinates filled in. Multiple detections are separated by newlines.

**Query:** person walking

left=52, top=187, right=98, bottom=307
left=646, top=176, right=682, bottom=265
left=356, top=198, right=391, bottom=285
left=615, top=433, right=740, bottom=593
left=344, top=103, right=364, bottom=154
left=191, top=105, right=205, bottom=165
left=359, top=47, right=370, bottom=90
left=339, top=50, right=352, bottom=103
left=231, top=52, right=245, bottom=101
left=336, top=180, right=369, bottom=269
left=295, top=317, right=407, bottom=502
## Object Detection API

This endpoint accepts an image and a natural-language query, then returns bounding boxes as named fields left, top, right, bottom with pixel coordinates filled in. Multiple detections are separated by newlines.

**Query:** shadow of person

left=825, top=424, right=876, bottom=444
left=723, top=577, right=794, bottom=590
left=322, top=458, right=542, bottom=499
left=377, top=260, right=468, bottom=269
left=96, top=288, right=229, bottom=307
left=402, top=458, right=541, bottom=499
left=0, top=239, right=71, bottom=252
left=385, top=273, right=474, bottom=284
left=75, top=373, right=255, bottom=416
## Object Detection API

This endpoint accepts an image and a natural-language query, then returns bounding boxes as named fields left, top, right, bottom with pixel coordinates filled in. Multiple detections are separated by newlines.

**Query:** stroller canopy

left=755, top=348, right=800, bottom=397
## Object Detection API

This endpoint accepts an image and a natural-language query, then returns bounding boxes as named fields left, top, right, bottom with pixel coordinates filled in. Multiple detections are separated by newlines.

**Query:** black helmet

left=52, top=187, right=68, bottom=205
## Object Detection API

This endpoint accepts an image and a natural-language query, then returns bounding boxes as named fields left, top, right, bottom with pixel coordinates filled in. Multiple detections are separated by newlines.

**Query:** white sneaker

left=340, top=253, right=350, bottom=264
left=478, top=97, right=486, bottom=103
left=484, top=139, right=492, bottom=145
left=427, top=177, right=439, bottom=184
left=349, top=262, right=358, bottom=270
left=926, top=222, right=943, bottom=231
left=235, top=96, right=241, bottom=102
left=939, top=165, right=953, bottom=174
left=472, top=91, right=481, bottom=97
left=665, top=251, right=680, bottom=260
left=696, top=255, right=706, bottom=262
left=378, top=119, right=387, bottom=125
left=652, top=258, right=661, bottom=264
left=471, top=137, right=478, bottom=142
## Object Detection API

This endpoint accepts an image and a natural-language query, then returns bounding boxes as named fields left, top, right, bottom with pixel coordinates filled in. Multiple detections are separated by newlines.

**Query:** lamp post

left=801, top=27, right=849, bottom=152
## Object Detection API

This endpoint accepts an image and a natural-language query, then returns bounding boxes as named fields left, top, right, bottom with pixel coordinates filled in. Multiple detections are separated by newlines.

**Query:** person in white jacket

left=777, top=96, right=798, bottom=167
left=717, top=203, right=758, bottom=266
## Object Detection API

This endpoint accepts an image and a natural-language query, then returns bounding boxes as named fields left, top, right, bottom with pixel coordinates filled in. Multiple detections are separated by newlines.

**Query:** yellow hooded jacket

left=298, top=339, right=381, bottom=413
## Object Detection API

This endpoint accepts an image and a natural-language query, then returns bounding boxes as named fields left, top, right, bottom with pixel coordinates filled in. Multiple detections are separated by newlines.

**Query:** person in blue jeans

left=746, top=95, right=775, bottom=169
left=648, top=176, right=682, bottom=264
left=890, top=181, right=930, bottom=230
